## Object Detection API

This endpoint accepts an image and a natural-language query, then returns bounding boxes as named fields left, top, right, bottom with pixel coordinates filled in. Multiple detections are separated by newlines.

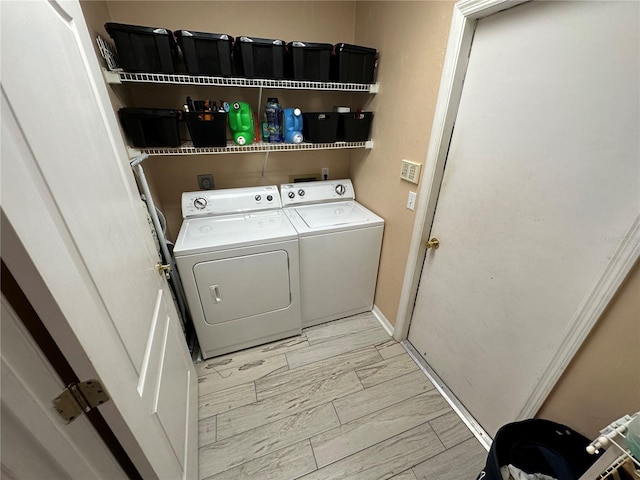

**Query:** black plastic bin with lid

left=105, top=23, right=177, bottom=73
left=302, top=112, right=339, bottom=143
left=331, top=43, right=377, bottom=84
left=285, top=41, right=333, bottom=81
left=184, top=111, right=228, bottom=147
left=337, top=112, right=373, bottom=142
left=118, top=108, right=182, bottom=148
left=234, top=36, right=285, bottom=79
left=174, top=30, right=234, bottom=76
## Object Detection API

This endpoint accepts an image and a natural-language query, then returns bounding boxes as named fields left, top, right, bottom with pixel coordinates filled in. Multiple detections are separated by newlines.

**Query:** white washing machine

left=280, top=179, right=384, bottom=327
left=174, top=186, right=301, bottom=359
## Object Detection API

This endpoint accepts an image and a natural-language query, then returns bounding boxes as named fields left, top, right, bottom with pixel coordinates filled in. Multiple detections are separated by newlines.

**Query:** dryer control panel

left=280, top=179, right=355, bottom=206
left=182, top=185, right=281, bottom=218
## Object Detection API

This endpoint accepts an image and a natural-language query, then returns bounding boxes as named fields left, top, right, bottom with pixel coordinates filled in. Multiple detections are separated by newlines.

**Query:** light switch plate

left=400, top=160, right=421, bottom=184
left=407, top=191, right=417, bottom=211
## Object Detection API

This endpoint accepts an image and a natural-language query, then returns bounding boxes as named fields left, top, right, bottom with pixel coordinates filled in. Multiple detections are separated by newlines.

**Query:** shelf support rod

left=261, top=150, right=269, bottom=180
left=257, top=86, right=264, bottom=122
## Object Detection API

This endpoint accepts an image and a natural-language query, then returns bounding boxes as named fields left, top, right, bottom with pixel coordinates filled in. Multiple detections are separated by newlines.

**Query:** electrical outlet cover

left=197, top=174, right=214, bottom=190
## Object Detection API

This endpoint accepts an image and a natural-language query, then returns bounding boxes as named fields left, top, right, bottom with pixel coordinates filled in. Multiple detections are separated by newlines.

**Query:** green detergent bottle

left=228, top=101, right=255, bottom=145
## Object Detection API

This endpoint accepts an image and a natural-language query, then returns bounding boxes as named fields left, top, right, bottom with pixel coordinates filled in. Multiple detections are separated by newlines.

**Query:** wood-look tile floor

left=196, top=313, right=487, bottom=480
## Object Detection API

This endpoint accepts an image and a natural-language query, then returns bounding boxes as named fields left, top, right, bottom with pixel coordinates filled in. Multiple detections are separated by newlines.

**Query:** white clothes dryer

left=280, top=179, right=384, bottom=327
left=174, top=186, right=301, bottom=359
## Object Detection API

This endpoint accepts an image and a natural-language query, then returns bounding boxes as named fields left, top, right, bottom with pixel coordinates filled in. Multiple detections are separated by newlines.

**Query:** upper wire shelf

left=103, top=69, right=379, bottom=93
left=129, top=140, right=374, bottom=157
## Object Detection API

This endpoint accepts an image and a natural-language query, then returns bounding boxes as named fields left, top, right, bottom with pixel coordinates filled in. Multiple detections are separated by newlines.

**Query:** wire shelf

left=103, top=69, right=379, bottom=93
left=134, top=140, right=373, bottom=156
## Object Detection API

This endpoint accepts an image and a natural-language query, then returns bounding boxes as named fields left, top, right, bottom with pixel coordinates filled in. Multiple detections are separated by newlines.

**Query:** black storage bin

left=302, top=112, right=339, bottom=143
left=234, top=36, right=285, bottom=79
left=105, top=23, right=176, bottom=73
left=338, top=112, right=373, bottom=141
left=331, top=43, right=377, bottom=84
left=175, top=30, right=233, bottom=76
left=285, top=41, right=333, bottom=81
left=118, top=108, right=181, bottom=148
left=184, top=112, right=228, bottom=147
left=476, top=419, right=602, bottom=480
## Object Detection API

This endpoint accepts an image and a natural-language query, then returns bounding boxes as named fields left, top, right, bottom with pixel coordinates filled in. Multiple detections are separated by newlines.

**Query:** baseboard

left=372, top=305, right=394, bottom=337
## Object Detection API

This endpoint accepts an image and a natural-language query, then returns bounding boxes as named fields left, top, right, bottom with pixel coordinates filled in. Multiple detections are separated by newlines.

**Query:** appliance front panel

left=194, top=250, right=291, bottom=325
left=280, top=179, right=354, bottom=206
left=175, top=240, right=301, bottom=359
left=182, top=185, right=281, bottom=218
left=298, top=225, right=384, bottom=326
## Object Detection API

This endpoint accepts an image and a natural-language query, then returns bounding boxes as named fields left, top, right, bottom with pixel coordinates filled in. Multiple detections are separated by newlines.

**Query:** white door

left=408, top=0, right=639, bottom=437
left=1, top=1, right=197, bottom=478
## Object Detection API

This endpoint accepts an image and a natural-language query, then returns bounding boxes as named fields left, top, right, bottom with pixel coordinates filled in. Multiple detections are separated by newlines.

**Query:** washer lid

left=286, top=201, right=384, bottom=234
left=174, top=210, right=298, bottom=256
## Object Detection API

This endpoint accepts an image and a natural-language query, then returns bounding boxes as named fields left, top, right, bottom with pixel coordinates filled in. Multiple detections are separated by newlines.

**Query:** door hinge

left=53, top=379, right=110, bottom=424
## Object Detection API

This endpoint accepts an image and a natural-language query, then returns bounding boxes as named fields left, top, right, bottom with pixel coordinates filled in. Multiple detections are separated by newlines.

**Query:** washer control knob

left=288, top=191, right=295, bottom=199
left=255, top=195, right=262, bottom=201
left=193, top=197, right=207, bottom=210
left=298, top=189, right=305, bottom=197
left=335, top=184, right=346, bottom=196
left=266, top=195, right=273, bottom=201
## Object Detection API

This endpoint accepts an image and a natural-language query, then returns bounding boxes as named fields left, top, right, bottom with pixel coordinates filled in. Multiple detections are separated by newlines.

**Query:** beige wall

left=537, top=260, right=640, bottom=438
left=96, top=1, right=358, bottom=240
left=82, top=0, right=454, bottom=308
left=351, top=1, right=454, bottom=324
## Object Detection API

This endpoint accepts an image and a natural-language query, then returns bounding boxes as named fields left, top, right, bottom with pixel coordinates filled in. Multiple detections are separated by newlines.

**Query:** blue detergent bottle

left=264, top=97, right=283, bottom=142
left=283, top=108, right=303, bottom=144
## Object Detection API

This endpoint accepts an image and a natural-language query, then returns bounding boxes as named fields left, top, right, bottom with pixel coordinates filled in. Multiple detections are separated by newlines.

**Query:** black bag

left=476, top=419, right=601, bottom=480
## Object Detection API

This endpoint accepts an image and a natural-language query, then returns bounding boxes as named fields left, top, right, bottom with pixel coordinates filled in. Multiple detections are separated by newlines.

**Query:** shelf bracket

left=102, top=67, right=122, bottom=85
left=126, top=146, right=142, bottom=159
left=130, top=153, right=149, bottom=167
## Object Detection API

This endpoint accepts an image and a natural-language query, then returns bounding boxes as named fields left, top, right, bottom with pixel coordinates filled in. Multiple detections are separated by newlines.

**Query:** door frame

left=395, top=0, right=640, bottom=420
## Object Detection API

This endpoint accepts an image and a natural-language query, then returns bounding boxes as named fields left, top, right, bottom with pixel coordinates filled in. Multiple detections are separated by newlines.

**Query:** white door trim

left=396, top=0, right=640, bottom=421
left=519, top=214, right=640, bottom=417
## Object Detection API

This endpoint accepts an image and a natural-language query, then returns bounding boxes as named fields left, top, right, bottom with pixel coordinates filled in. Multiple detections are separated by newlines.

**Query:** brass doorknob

left=425, top=237, right=440, bottom=250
